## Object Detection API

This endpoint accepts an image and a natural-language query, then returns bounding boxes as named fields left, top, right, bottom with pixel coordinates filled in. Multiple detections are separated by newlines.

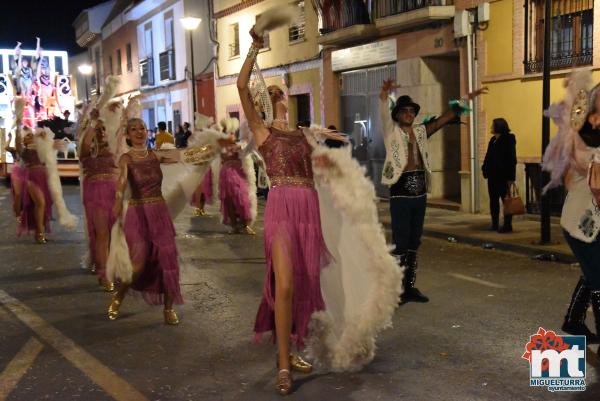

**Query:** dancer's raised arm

left=236, top=27, right=269, bottom=145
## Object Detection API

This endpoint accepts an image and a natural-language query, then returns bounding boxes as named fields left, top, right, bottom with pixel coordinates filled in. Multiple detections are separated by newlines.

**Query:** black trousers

left=390, top=195, right=427, bottom=254
left=487, top=178, right=510, bottom=225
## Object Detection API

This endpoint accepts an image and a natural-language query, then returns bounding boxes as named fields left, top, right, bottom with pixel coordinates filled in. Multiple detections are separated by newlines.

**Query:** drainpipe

left=467, top=30, right=478, bottom=213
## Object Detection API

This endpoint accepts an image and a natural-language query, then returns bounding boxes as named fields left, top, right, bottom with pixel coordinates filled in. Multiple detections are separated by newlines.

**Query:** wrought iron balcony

left=159, top=49, right=175, bottom=81
left=374, top=0, right=452, bottom=18
left=140, top=57, right=154, bottom=87
left=374, top=0, right=455, bottom=32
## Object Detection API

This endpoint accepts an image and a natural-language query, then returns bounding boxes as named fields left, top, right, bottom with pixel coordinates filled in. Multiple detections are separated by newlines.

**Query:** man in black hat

left=379, top=79, right=487, bottom=304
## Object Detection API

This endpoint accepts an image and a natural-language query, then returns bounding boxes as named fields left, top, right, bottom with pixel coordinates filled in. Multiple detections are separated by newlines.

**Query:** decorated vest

left=381, top=124, right=430, bottom=186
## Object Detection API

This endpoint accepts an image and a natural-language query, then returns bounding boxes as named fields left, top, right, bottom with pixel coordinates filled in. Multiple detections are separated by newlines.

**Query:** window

left=229, top=23, right=240, bottom=58
left=524, top=0, right=593, bottom=73
left=116, top=49, right=122, bottom=75
left=164, top=11, right=174, bottom=50
left=126, top=43, right=132, bottom=72
left=0, top=55, right=3, bottom=73
left=289, top=1, right=306, bottom=42
left=144, top=23, right=153, bottom=58
left=108, top=55, right=114, bottom=76
left=255, top=14, right=270, bottom=49
left=54, top=56, right=64, bottom=75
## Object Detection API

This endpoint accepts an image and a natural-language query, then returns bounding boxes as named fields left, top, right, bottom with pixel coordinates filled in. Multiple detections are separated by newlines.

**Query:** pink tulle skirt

left=191, top=168, right=213, bottom=205
left=10, top=164, right=25, bottom=210
left=123, top=200, right=182, bottom=305
left=18, top=166, right=53, bottom=236
left=253, top=185, right=331, bottom=348
left=219, top=163, right=251, bottom=226
left=83, top=178, right=117, bottom=278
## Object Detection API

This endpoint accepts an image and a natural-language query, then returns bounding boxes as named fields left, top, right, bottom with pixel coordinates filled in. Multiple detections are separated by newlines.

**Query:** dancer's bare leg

left=272, top=235, right=294, bottom=371
left=12, top=179, right=23, bottom=218
left=94, top=223, right=112, bottom=289
left=108, top=253, right=144, bottom=320
left=27, top=182, right=45, bottom=237
left=225, top=198, right=238, bottom=231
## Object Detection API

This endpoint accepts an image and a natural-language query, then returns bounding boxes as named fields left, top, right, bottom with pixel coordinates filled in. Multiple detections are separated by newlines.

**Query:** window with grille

left=229, top=23, right=240, bottom=58
left=108, top=55, right=113, bottom=76
left=289, top=1, right=306, bottom=42
left=255, top=14, right=270, bottom=49
left=524, top=0, right=593, bottom=73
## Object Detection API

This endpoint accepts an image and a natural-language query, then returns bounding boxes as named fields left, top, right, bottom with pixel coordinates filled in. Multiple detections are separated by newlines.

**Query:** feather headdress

left=542, top=69, right=593, bottom=192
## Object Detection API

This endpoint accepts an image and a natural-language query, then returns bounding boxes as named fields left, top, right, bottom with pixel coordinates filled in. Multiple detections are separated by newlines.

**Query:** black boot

left=498, top=215, right=513, bottom=233
left=562, top=277, right=599, bottom=344
left=590, top=290, right=600, bottom=354
left=400, top=251, right=429, bottom=304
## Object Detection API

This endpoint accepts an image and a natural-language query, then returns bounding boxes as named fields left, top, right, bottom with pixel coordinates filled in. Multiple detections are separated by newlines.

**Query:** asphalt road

left=0, top=183, right=598, bottom=401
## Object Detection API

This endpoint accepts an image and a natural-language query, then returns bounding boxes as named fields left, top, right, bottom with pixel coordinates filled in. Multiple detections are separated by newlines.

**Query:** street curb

left=381, top=221, right=576, bottom=264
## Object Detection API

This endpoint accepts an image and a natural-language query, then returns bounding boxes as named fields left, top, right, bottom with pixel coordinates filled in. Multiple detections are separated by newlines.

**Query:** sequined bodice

left=21, top=148, right=43, bottom=167
left=128, top=155, right=163, bottom=199
left=258, top=128, right=313, bottom=180
left=81, top=154, right=118, bottom=178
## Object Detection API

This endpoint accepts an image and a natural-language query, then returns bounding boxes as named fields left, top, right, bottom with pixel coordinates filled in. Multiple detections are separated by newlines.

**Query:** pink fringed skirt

left=253, top=185, right=331, bottom=348
left=83, top=177, right=117, bottom=278
left=219, top=163, right=251, bottom=226
left=18, top=166, right=53, bottom=236
left=10, top=164, right=25, bottom=209
left=123, top=199, right=182, bottom=305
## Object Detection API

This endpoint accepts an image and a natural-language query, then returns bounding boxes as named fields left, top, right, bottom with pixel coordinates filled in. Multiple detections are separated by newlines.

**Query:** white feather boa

left=107, top=219, right=133, bottom=284
left=34, top=128, right=79, bottom=230
left=241, top=151, right=258, bottom=225
left=305, top=145, right=402, bottom=372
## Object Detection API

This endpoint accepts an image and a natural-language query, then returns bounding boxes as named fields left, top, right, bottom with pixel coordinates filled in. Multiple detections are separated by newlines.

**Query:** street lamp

left=78, top=64, right=93, bottom=103
left=181, top=17, right=202, bottom=116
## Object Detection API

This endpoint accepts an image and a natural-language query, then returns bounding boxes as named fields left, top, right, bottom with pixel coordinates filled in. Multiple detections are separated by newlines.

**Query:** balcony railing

left=159, top=49, right=175, bottom=81
left=374, top=0, right=451, bottom=18
left=140, top=57, right=154, bottom=87
left=524, top=0, right=593, bottom=74
left=315, top=0, right=373, bottom=35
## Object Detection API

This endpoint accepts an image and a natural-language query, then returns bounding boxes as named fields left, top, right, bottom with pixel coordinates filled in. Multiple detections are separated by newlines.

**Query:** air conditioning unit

left=454, top=10, right=471, bottom=38
left=478, top=3, right=490, bottom=22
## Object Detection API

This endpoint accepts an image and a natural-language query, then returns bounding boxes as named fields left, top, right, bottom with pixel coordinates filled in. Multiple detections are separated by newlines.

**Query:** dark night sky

left=0, top=0, right=104, bottom=54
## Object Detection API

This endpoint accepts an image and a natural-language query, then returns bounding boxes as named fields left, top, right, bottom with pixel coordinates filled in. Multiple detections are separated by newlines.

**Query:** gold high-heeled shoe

left=276, top=369, right=293, bottom=396
left=289, top=354, right=312, bottom=374
left=107, top=295, right=122, bottom=320
left=242, top=225, right=256, bottom=235
left=35, top=233, right=47, bottom=244
left=163, top=309, right=180, bottom=325
left=193, top=207, right=206, bottom=216
left=98, top=278, right=115, bottom=292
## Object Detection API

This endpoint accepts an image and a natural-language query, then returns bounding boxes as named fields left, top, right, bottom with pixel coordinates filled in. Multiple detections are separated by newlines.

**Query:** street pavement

left=0, top=183, right=599, bottom=401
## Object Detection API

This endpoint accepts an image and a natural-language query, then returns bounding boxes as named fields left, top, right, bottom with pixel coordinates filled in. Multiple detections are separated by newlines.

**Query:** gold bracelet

left=246, top=43, right=260, bottom=60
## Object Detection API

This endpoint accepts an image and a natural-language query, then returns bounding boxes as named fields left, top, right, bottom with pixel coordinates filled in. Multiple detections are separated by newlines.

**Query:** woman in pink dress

left=79, top=109, right=119, bottom=292
left=219, top=137, right=255, bottom=234
left=237, top=27, right=336, bottom=395
left=108, top=118, right=182, bottom=325
left=15, top=124, right=53, bottom=243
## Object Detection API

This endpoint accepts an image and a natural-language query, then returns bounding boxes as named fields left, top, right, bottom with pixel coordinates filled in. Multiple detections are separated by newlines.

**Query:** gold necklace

left=130, top=148, right=149, bottom=159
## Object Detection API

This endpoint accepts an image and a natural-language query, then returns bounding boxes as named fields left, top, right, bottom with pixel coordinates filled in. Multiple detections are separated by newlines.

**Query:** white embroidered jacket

left=379, top=98, right=431, bottom=186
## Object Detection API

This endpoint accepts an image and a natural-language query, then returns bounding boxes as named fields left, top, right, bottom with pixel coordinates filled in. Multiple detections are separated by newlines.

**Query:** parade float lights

left=78, top=64, right=93, bottom=75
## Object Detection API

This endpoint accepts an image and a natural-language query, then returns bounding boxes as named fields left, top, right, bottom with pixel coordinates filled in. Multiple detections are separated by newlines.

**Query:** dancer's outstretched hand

left=464, top=87, right=489, bottom=100
left=249, top=26, right=264, bottom=47
left=381, top=79, right=401, bottom=93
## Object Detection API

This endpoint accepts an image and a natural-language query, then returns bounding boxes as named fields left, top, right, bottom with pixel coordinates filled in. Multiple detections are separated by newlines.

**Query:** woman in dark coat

left=482, top=118, right=517, bottom=232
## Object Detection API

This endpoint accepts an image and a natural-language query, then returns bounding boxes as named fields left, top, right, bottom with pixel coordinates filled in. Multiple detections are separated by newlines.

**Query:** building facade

left=73, top=0, right=116, bottom=98
left=101, top=0, right=141, bottom=100
left=213, top=0, right=321, bottom=130
left=124, top=0, right=214, bottom=132
left=479, top=0, right=599, bottom=215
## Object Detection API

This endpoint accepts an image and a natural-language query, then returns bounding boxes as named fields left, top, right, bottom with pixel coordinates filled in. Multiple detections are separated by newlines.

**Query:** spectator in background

left=155, top=121, right=174, bottom=150
left=175, top=122, right=192, bottom=148
left=482, top=118, right=517, bottom=233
